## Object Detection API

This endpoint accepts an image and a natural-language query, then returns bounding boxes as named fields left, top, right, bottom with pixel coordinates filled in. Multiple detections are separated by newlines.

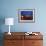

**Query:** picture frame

left=18, top=9, right=35, bottom=23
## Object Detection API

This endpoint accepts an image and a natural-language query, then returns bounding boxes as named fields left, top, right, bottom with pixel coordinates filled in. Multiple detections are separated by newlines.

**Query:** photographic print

left=18, top=9, right=35, bottom=23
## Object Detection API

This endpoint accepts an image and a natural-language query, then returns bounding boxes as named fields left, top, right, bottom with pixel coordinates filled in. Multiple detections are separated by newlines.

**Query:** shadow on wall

left=0, top=16, right=5, bottom=32
left=0, top=16, right=5, bottom=46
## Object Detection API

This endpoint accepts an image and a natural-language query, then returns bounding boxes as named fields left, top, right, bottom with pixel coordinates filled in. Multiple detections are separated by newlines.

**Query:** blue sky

left=21, top=11, right=33, bottom=16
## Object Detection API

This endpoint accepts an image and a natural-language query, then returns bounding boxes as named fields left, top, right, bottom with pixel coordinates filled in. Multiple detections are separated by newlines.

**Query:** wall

left=0, top=0, right=46, bottom=33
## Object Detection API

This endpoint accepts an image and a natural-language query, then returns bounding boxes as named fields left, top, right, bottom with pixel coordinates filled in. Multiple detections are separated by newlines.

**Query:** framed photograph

left=18, top=9, right=35, bottom=23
